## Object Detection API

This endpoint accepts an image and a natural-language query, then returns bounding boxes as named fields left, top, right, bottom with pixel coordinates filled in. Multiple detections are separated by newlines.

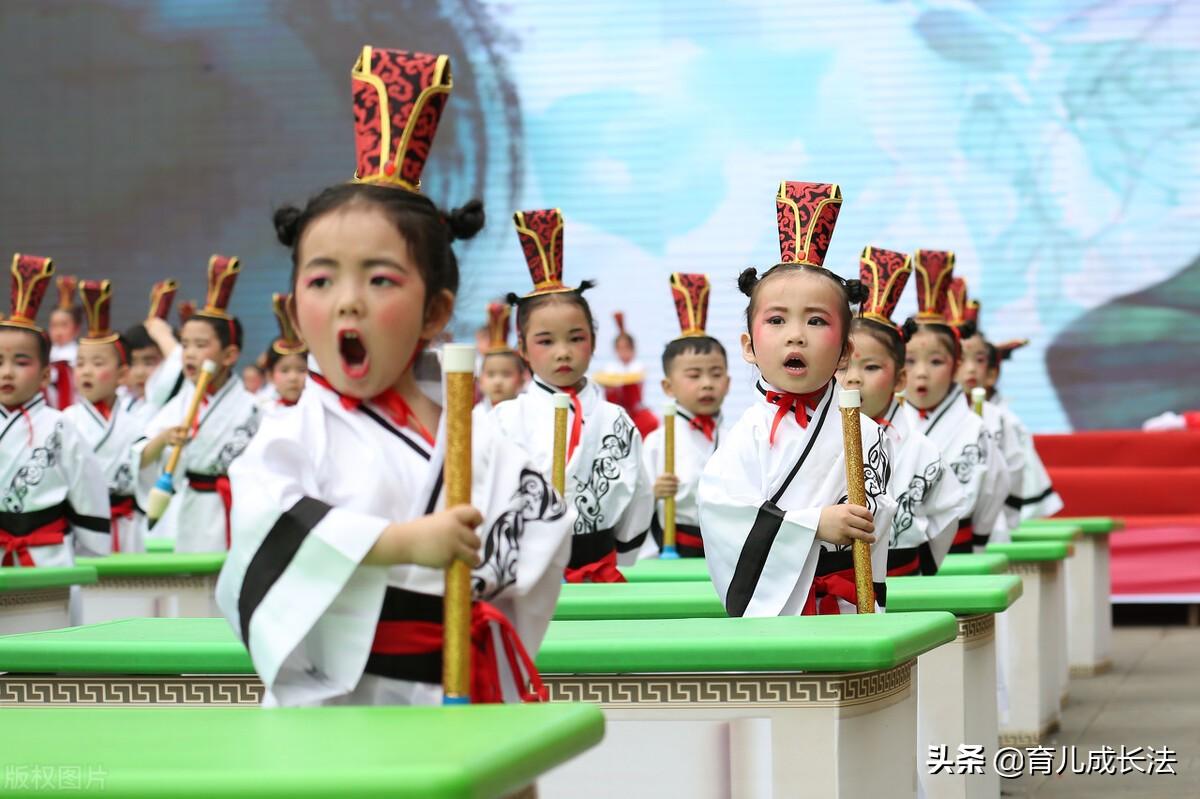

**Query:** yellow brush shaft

left=552, top=405, right=568, bottom=496
left=442, top=370, right=473, bottom=701
left=164, top=367, right=213, bottom=477
left=663, top=410, right=676, bottom=548
left=840, top=406, right=875, bottom=614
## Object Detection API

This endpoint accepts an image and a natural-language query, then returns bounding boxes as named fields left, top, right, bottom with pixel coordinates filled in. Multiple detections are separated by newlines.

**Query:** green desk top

left=1022, top=516, right=1121, bottom=535
left=986, top=541, right=1071, bottom=563
left=1011, top=527, right=1081, bottom=544
left=143, top=538, right=175, bottom=554
left=936, top=553, right=1009, bottom=575
left=619, top=558, right=711, bottom=582
left=556, top=581, right=725, bottom=620
left=0, top=704, right=604, bottom=799
left=538, top=612, right=957, bottom=674
left=76, top=552, right=225, bottom=577
left=0, top=618, right=253, bottom=674
left=886, top=575, right=1023, bottom=615
left=0, top=566, right=97, bottom=592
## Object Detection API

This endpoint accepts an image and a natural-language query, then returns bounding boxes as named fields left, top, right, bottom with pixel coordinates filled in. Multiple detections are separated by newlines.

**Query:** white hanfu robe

left=980, top=400, right=1027, bottom=531
left=142, top=346, right=185, bottom=412
left=0, top=394, right=110, bottom=566
left=215, top=373, right=572, bottom=707
left=903, top=385, right=1009, bottom=553
left=877, top=400, right=968, bottom=575
left=699, top=380, right=896, bottom=616
left=642, top=408, right=724, bottom=557
left=991, top=400, right=1063, bottom=521
left=63, top=397, right=149, bottom=553
left=492, top=377, right=654, bottom=581
left=133, top=377, right=260, bottom=553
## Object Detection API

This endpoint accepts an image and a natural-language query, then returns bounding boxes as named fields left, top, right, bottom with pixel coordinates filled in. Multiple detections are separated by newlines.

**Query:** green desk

left=987, top=541, right=1070, bottom=746
left=1022, top=516, right=1122, bottom=535
left=75, top=553, right=225, bottom=625
left=144, top=538, right=175, bottom=554
left=1019, top=519, right=1118, bottom=677
left=935, top=552, right=1010, bottom=576
left=618, top=558, right=711, bottom=582
left=0, top=566, right=97, bottom=635
left=1011, top=526, right=1081, bottom=545
left=536, top=612, right=954, bottom=799
left=0, top=704, right=603, bottom=798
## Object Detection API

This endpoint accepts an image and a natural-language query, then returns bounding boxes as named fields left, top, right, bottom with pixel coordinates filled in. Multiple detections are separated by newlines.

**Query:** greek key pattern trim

left=956, top=613, right=994, bottom=645
left=0, top=676, right=263, bottom=706
left=1069, top=659, right=1111, bottom=678
left=0, top=587, right=69, bottom=608
left=87, top=576, right=216, bottom=591
left=1009, top=562, right=1054, bottom=576
left=544, top=661, right=913, bottom=708
left=1000, top=717, right=1059, bottom=747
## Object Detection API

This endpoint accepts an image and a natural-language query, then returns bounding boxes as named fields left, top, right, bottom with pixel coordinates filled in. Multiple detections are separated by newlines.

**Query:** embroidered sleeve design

left=3, top=422, right=64, bottom=512
left=892, top=460, right=944, bottom=543
left=109, top=462, right=134, bottom=496
left=212, top=408, right=262, bottom=473
left=570, top=414, right=635, bottom=536
left=950, top=430, right=988, bottom=484
left=473, top=468, right=567, bottom=601
left=834, top=426, right=891, bottom=550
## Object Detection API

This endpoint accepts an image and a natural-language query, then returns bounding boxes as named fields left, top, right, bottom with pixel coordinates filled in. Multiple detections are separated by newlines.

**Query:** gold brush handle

left=839, top=390, right=875, bottom=614
left=441, top=345, right=474, bottom=704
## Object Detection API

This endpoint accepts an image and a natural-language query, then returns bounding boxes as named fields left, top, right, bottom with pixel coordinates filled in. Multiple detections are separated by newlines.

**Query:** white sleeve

left=144, top=347, right=184, bottom=410
left=130, top=398, right=178, bottom=509
left=973, top=430, right=1012, bottom=543
left=610, top=421, right=656, bottom=564
left=60, top=419, right=112, bottom=556
left=698, top=419, right=821, bottom=618
left=215, top=414, right=389, bottom=706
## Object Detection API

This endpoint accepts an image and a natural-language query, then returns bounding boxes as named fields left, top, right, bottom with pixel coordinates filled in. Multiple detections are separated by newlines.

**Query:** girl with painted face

left=216, top=46, right=571, bottom=708
left=836, top=248, right=967, bottom=576
left=900, top=252, right=1010, bottom=553
left=700, top=182, right=896, bottom=617
left=492, top=208, right=654, bottom=583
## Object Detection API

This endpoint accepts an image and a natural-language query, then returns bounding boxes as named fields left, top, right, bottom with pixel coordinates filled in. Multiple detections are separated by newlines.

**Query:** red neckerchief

left=278, top=398, right=297, bottom=407
left=310, top=372, right=435, bottom=446
left=872, top=415, right=892, bottom=429
left=764, top=385, right=827, bottom=446
left=94, top=399, right=112, bottom=420
left=562, top=385, right=583, bottom=460
left=917, top=408, right=930, bottom=420
left=688, top=413, right=717, bottom=442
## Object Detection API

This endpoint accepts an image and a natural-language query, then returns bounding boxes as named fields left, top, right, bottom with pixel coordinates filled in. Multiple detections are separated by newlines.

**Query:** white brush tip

left=201, top=360, right=218, bottom=375
left=971, top=387, right=987, bottom=403
left=442, top=343, right=476, bottom=374
left=145, top=488, right=172, bottom=522
left=663, top=400, right=676, bottom=416
left=552, top=393, right=571, bottom=410
left=839, top=389, right=861, bottom=409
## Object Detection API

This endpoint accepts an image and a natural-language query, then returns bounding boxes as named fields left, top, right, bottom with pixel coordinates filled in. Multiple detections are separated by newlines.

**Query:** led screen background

left=1, top=0, right=1197, bottom=431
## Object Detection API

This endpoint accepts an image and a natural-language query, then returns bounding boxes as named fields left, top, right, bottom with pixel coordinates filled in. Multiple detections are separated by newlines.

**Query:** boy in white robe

left=472, top=302, right=524, bottom=430
left=642, top=273, right=731, bottom=558
left=46, top=275, right=81, bottom=410
left=1, top=254, right=109, bottom=566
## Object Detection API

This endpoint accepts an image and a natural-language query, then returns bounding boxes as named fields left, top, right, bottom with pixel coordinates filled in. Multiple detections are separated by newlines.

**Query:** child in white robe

left=837, top=246, right=967, bottom=576
left=260, top=292, right=309, bottom=413
left=1, top=254, right=109, bottom=567
left=63, top=280, right=149, bottom=552
left=46, top=275, right=81, bottom=410
left=901, top=251, right=1010, bottom=553
left=133, top=255, right=260, bottom=553
left=700, top=181, right=895, bottom=616
left=642, top=273, right=731, bottom=558
left=216, top=45, right=572, bottom=707
left=472, top=302, right=524, bottom=430
left=493, top=208, right=654, bottom=583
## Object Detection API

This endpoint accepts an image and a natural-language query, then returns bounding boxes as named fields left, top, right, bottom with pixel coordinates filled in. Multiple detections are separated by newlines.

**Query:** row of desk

left=0, top=518, right=1120, bottom=798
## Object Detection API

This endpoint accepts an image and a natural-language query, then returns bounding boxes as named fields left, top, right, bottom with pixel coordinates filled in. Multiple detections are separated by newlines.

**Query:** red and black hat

left=351, top=46, right=453, bottom=193
left=198, top=255, right=240, bottom=320
left=178, top=300, right=197, bottom=325
left=484, top=302, right=512, bottom=354
left=148, top=280, right=178, bottom=321
left=271, top=293, right=306, bottom=357
left=669, top=273, right=711, bottom=339
left=945, top=276, right=970, bottom=329
left=858, top=246, right=912, bottom=329
left=776, top=181, right=842, bottom=267
left=913, top=250, right=956, bottom=323
left=79, top=280, right=118, bottom=345
left=55, top=275, right=78, bottom=313
left=513, top=208, right=573, bottom=297
left=995, top=339, right=1028, bottom=361
left=2, top=253, right=55, bottom=334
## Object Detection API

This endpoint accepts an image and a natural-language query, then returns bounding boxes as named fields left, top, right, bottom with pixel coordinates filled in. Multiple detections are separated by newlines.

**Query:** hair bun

left=957, top=320, right=978, bottom=340
left=445, top=199, right=485, bottom=241
left=273, top=205, right=303, bottom=248
left=504, top=291, right=523, bottom=306
left=737, top=267, right=759, bottom=297
left=576, top=278, right=597, bottom=295
left=900, top=317, right=920, bottom=342
left=843, top=278, right=869, bottom=306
